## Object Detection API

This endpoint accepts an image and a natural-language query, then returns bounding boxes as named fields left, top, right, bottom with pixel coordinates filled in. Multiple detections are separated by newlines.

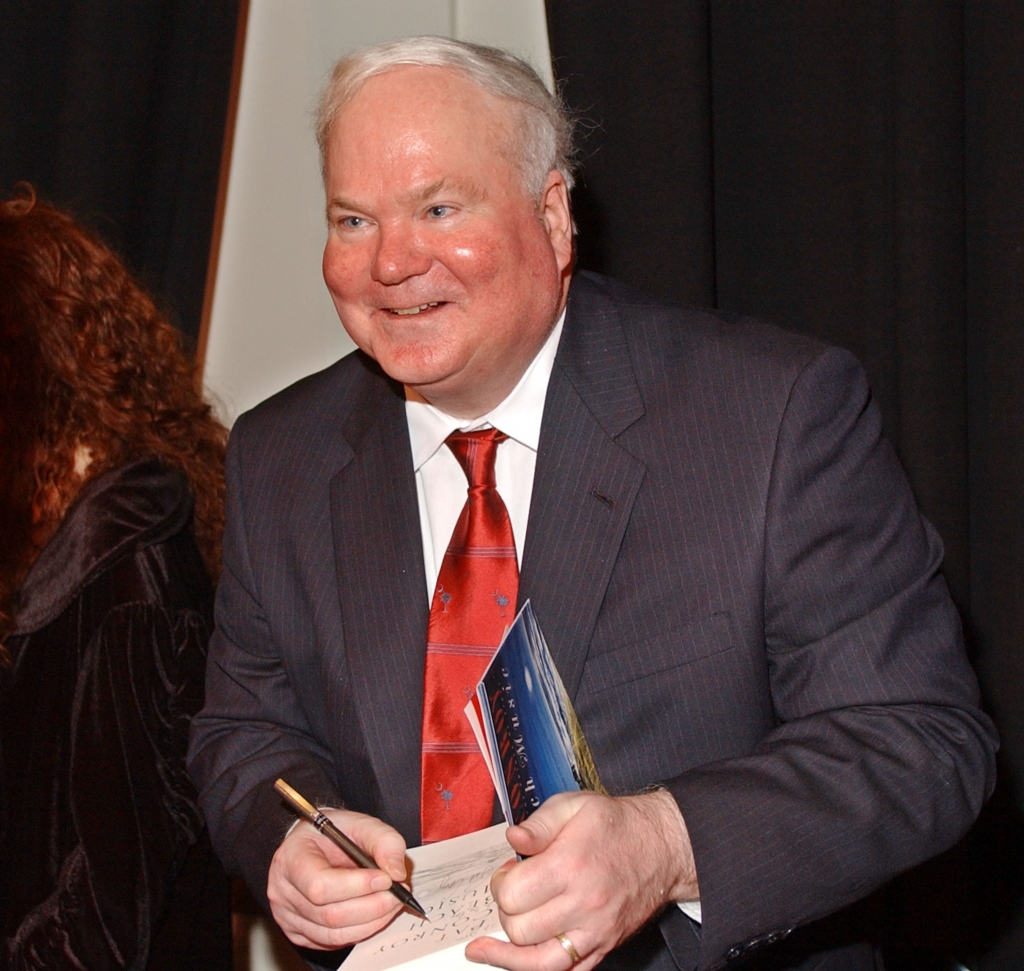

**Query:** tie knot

left=446, top=428, right=507, bottom=489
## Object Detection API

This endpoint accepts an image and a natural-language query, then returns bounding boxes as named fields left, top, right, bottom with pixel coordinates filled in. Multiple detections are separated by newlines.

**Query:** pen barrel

left=319, top=819, right=377, bottom=870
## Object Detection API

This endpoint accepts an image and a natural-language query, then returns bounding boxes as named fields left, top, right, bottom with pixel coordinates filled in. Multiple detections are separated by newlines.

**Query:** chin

left=376, top=357, right=458, bottom=395
left=372, top=341, right=463, bottom=386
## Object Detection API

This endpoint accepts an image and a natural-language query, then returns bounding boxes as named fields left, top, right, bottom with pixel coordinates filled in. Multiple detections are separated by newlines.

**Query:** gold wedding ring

left=556, top=932, right=582, bottom=965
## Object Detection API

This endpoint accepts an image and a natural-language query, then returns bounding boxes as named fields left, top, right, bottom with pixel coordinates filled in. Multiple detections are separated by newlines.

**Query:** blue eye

left=343, top=216, right=365, bottom=229
left=427, top=205, right=451, bottom=218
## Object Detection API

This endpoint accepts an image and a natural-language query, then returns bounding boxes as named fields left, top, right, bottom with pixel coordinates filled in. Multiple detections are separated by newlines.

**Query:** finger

left=491, top=847, right=570, bottom=919
left=275, top=895, right=402, bottom=951
left=466, top=933, right=601, bottom=971
left=496, top=883, right=580, bottom=949
left=274, top=874, right=401, bottom=928
left=269, top=851, right=403, bottom=946
left=276, top=840, right=390, bottom=907
left=268, top=829, right=401, bottom=946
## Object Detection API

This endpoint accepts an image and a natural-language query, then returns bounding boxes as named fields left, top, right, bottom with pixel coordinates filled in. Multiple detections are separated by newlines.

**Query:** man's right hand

left=267, top=808, right=409, bottom=950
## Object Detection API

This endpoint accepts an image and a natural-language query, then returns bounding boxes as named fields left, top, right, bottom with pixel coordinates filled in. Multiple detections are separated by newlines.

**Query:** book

left=341, top=823, right=513, bottom=971
left=465, top=602, right=701, bottom=925
left=342, top=603, right=610, bottom=969
left=465, top=600, right=604, bottom=826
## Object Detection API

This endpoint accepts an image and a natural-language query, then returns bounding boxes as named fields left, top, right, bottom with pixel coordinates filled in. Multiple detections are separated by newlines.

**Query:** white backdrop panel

left=202, top=0, right=553, bottom=426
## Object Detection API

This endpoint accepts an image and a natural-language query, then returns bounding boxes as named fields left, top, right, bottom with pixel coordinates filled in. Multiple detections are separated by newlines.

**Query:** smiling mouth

left=389, top=302, right=442, bottom=316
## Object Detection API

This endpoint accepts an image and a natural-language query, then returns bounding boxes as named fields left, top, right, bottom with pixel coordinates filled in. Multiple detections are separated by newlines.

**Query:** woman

left=0, top=186, right=231, bottom=970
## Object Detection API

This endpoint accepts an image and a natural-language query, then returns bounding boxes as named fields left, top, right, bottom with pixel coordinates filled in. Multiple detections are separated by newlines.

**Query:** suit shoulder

left=572, top=270, right=834, bottom=378
left=225, top=349, right=404, bottom=487
left=231, top=348, right=404, bottom=450
left=234, top=350, right=368, bottom=433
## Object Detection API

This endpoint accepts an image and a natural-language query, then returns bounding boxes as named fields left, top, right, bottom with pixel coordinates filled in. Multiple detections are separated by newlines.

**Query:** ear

left=538, top=170, right=574, bottom=276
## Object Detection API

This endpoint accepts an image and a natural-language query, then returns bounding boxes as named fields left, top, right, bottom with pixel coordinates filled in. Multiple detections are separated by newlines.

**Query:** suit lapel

left=520, top=275, right=647, bottom=699
left=330, top=364, right=428, bottom=842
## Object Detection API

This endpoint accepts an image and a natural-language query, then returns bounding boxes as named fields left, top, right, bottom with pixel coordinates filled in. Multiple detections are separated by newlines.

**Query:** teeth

left=392, top=302, right=439, bottom=316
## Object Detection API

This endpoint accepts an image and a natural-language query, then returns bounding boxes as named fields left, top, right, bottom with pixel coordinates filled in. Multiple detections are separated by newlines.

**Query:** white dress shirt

left=405, top=312, right=564, bottom=601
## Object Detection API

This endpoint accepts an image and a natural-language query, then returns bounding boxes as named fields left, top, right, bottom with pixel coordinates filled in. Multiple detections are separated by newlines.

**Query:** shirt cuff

left=677, top=900, right=702, bottom=924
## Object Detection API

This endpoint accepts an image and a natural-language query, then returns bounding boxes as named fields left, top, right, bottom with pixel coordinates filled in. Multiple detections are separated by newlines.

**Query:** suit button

left=725, top=945, right=744, bottom=960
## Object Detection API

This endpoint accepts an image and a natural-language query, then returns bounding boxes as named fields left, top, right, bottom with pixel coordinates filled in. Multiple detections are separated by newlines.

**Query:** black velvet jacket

left=0, top=459, right=230, bottom=970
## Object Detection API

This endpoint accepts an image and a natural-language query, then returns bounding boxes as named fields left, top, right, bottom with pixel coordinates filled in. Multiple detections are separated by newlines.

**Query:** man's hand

left=466, top=789, right=697, bottom=971
left=267, top=808, right=409, bottom=950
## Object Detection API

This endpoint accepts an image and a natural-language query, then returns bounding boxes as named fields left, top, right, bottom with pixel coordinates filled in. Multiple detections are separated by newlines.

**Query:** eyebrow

left=406, top=177, right=486, bottom=205
left=326, top=195, right=364, bottom=216
left=326, top=177, right=487, bottom=216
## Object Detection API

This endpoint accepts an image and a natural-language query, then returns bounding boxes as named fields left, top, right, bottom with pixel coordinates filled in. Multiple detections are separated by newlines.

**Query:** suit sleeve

left=663, top=346, right=997, bottom=969
left=187, top=417, right=342, bottom=909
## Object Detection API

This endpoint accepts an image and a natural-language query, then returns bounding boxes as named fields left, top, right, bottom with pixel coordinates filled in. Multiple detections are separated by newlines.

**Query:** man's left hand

left=465, top=789, right=698, bottom=970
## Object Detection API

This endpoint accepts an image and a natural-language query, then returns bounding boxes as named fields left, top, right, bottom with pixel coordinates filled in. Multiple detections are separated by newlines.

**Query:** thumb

left=506, top=791, right=583, bottom=856
left=383, top=855, right=408, bottom=883
left=340, top=813, right=408, bottom=883
left=373, top=839, right=409, bottom=883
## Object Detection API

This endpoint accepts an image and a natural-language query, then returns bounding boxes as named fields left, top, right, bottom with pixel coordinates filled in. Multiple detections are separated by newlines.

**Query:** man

left=188, top=37, right=997, bottom=971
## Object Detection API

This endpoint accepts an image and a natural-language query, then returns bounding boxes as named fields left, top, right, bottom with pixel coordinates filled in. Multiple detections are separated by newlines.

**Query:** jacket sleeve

left=186, top=419, right=343, bottom=911
left=663, top=347, right=998, bottom=970
left=2, top=603, right=209, bottom=971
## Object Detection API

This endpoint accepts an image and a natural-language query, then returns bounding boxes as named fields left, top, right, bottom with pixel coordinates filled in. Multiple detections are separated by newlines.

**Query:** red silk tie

left=420, top=429, right=519, bottom=843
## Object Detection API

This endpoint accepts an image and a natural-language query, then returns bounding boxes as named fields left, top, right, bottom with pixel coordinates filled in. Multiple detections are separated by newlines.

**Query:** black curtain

left=546, top=2, right=1023, bottom=968
left=0, top=0, right=241, bottom=346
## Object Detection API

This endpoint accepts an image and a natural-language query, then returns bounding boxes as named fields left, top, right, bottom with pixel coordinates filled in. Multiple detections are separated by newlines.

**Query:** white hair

left=315, top=35, right=575, bottom=198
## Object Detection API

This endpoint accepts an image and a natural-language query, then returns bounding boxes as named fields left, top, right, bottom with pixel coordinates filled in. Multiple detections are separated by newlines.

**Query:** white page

left=342, top=824, right=514, bottom=971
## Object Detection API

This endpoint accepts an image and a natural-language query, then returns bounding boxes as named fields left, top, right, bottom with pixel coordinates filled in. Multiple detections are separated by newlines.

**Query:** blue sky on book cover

left=477, top=601, right=604, bottom=824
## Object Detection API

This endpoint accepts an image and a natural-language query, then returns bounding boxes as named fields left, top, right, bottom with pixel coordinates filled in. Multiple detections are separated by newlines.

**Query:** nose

left=372, top=222, right=431, bottom=285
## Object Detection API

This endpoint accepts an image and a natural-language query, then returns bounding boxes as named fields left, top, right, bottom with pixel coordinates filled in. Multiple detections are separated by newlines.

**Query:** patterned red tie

left=420, top=429, right=519, bottom=842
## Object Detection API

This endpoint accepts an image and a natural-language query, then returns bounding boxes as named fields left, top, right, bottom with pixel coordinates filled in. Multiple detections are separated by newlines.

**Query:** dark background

left=1, top=1, right=1020, bottom=968
left=545, top=2, right=1023, bottom=969
left=0, top=0, right=240, bottom=348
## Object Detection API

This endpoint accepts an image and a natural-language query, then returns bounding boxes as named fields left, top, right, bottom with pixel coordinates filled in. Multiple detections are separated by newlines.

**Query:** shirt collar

left=405, top=309, right=565, bottom=472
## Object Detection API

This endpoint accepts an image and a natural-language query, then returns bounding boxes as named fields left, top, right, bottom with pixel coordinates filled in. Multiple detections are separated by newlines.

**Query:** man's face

left=322, top=65, right=573, bottom=419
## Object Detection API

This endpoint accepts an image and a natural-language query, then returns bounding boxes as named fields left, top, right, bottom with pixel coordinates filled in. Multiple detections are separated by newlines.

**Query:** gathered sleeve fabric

left=1, top=601, right=210, bottom=971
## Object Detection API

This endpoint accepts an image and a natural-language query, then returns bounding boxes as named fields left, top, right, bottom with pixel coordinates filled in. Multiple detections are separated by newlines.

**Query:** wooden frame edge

left=195, top=0, right=251, bottom=382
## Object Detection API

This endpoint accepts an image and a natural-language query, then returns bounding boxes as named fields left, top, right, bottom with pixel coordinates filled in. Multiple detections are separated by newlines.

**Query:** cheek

left=451, top=218, right=561, bottom=301
left=443, top=232, right=511, bottom=288
left=322, top=244, right=377, bottom=351
left=322, top=241, right=365, bottom=303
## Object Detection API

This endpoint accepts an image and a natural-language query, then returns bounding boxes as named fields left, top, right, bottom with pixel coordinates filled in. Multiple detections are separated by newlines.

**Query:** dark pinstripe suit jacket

left=188, top=271, right=996, bottom=971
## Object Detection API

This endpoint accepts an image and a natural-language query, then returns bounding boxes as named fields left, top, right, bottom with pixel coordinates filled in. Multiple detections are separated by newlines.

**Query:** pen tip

left=409, top=899, right=429, bottom=920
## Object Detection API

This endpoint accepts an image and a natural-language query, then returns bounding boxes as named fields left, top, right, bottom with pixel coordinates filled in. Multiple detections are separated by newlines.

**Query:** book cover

left=465, top=600, right=604, bottom=826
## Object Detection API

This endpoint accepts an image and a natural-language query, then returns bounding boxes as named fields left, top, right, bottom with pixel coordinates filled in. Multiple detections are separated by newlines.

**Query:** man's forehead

left=336, top=64, right=514, bottom=137
left=325, top=68, right=522, bottom=195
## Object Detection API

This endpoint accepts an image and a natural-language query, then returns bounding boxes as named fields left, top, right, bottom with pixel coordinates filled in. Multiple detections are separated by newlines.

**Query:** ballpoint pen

left=274, top=778, right=428, bottom=920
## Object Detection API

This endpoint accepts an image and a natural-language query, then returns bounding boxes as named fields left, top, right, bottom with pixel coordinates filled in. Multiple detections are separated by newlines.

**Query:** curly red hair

left=0, top=185, right=226, bottom=645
